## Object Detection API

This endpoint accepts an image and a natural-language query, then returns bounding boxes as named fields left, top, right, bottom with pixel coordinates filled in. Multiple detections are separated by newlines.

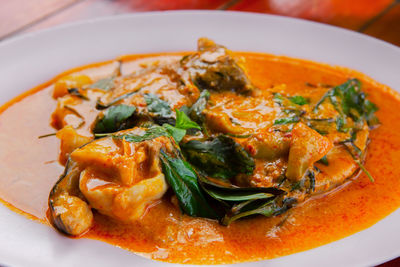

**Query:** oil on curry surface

left=0, top=38, right=399, bottom=264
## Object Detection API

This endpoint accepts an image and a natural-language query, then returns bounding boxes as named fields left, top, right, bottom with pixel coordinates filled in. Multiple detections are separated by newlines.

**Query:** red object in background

left=0, top=0, right=399, bottom=266
left=0, top=0, right=399, bottom=46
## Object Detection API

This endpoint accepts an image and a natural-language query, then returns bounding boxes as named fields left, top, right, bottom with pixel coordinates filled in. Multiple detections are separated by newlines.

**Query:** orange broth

left=0, top=52, right=400, bottom=264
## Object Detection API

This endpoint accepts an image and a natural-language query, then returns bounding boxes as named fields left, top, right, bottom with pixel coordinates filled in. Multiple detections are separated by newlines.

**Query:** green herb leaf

left=96, top=91, right=137, bottom=110
left=93, top=105, right=136, bottom=134
left=159, top=151, right=218, bottom=219
left=313, top=79, right=379, bottom=130
left=89, top=77, right=115, bottom=91
left=274, top=116, right=300, bottom=125
left=175, top=109, right=201, bottom=130
left=225, top=133, right=253, bottom=138
left=161, top=109, right=201, bottom=143
left=114, top=126, right=170, bottom=143
left=363, top=100, right=379, bottom=127
left=273, top=93, right=308, bottom=106
left=163, top=124, right=186, bottom=143
left=144, top=93, right=173, bottom=117
left=308, top=170, right=315, bottom=192
left=341, top=141, right=374, bottom=183
left=181, top=135, right=255, bottom=180
left=188, top=90, right=210, bottom=124
left=221, top=197, right=296, bottom=225
left=205, top=189, right=275, bottom=202
left=197, top=170, right=285, bottom=223
left=317, top=155, right=329, bottom=166
left=289, top=95, right=308, bottom=105
left=273, top=93, right=285, bottom=105
left=67, top=88, right=89, bottom=100
left=313, top=90, right=332, bottom=113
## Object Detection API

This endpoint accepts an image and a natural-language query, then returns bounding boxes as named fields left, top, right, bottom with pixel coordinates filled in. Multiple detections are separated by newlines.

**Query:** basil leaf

left=96, top=91, right=137, bottom=110
left=289, top=95, right=308, bottom=105
left=273, top=93, right=308, bottom=106
left=205, top=190, right=274, bottom=202
left=67, top=88, right=89, bottom=100
left=221, top=198, right=296, bottom=225
left=313, top=79, right=379, bottom=129
left=114, top=126, right=170, bottom=143
left=274, top=116, right=300, bottom=125
left=181, top=135, right=255, bottom=180
left=159, top=151, right=218, bottom=219
left=93, top=105, right=136, bottom=134
left=363, top=100, right=379, bottom=127
left=186, top=39, right=254, bottom=95
left=175, top=109, right=201, bottom=130
left=89, top=77, right=115, bottom=91
left=163, top=124, right=186, bottom=143
left=162, top=109, right=201, bottom=143
left=198, top=174, right=284, bottom=209
left=188, top=90, right=210, bottom=123
left=273, top=93, right=285, bottom=105
left=317, top=155, right=329, bottom=166
left=308, top=170, right=315, bottom=192
left=313, top=90, right=332, bottom=112
left=144, top=93, right=173, bottom=117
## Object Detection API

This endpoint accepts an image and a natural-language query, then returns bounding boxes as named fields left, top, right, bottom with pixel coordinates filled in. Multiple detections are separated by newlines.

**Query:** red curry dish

left=1, top=38, right=400, bottom=264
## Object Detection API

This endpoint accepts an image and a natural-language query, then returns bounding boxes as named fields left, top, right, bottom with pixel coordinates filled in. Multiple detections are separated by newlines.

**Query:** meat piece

left=49, top=128, right=174, bottom=235
left=240, top=130, right=291, bottom=160
left=181, top=38, right=255, bottom=95
left=286, top=123, right=333, bottom=181
left=56, top=126, right=92, bottom=165
left=52, top=74, right=92, bottom=99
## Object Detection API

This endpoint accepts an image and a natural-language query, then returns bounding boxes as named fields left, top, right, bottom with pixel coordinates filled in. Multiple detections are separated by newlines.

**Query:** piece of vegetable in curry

left=47, top=38, right=379, bottom=236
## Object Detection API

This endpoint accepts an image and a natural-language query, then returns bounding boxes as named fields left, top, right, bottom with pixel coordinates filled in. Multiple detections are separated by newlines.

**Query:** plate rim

left=0, top=10, right=399, bottom=267
left=1, top=10, right=399, bottom=53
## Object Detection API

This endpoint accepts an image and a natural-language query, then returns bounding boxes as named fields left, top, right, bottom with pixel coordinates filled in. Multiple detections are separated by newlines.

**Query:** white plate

left=0, top=11, right=399, bottom=267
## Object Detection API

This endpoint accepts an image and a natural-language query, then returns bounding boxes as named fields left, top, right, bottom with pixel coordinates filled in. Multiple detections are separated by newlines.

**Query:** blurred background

left=0, top=0, right=399, bottom=266
left=0, top=0, right=399, bottom=46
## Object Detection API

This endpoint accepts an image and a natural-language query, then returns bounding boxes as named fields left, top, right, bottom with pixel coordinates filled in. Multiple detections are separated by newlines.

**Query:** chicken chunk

left=286, top=123, right=333, bottom=181
left=70, top=132, right=172, bottom=221
left=52, top=74, right=92, bottom=99
left=240, top=130, right=291, bottom=160
left=181, top=38, right=255, bottom=95
left=49, top=129, right=174, bottom=235
left=56, top=126, right=92, bottom=165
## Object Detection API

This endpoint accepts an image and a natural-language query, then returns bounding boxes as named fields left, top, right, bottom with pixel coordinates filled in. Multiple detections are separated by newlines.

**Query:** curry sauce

left=0, top=43, right=399, bottom=264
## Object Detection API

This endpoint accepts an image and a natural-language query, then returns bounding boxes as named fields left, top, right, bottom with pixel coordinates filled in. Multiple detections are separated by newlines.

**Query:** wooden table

left=0, top=0, right=399, bottom=266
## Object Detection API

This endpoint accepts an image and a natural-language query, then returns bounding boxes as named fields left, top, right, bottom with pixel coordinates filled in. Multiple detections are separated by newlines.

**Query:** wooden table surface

left=0, top=0, right=399, bottom=266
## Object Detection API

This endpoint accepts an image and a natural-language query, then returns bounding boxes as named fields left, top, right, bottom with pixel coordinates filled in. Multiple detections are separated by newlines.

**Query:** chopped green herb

left=289, top=95, right=308, bottom=105
left=93, top=105, right=136, bottom=134
left=67, top=88, right=89, bottom=100
left=181, top=135, right=255, bottom=180
left=313, top=79, right=379, bottom=130
left=318, top=155, right=329, bottom=166
left=308, top=170, right=315, bottom=192
left=159, top=151, right=218, bottom=218
left=175, top=109, right=201, bottom=130
left=188, top=90, right=210, bottom=124
left=163, top=124, right=186, bottom=143
left=114, top=126, right=170, bottom=143
left=144, top=93, right=173, bottom=117
left=38, top=132, right=57, bottom=139
left=221, top=197, right=296, bottom=225
left=274, top=116, right=300, bottom=125
left=225, top=133, right=253, bottom=138
left=89, top=77, right=115, bottom=91
left=342, top=144, right=374, bottom=182
left=273, top=93, right=285, bottom=105
left=96, top=91, right=137, bottom=110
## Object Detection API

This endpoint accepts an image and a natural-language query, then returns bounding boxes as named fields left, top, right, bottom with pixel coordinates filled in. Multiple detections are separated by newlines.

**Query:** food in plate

left=0, top=38, right=399, bottom=264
